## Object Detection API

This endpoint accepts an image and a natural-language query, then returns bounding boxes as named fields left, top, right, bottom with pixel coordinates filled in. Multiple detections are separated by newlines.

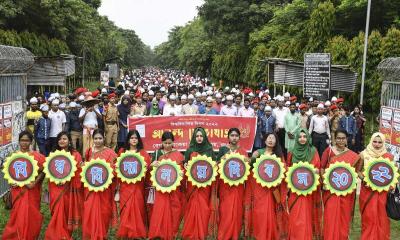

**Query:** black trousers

left=277, top=128, right=287, bottom=158
left=311, top=132, right=328, bottom=157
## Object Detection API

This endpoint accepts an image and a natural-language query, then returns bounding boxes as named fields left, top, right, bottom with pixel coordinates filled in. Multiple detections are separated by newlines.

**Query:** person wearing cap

left=339, top=106, right=357, bottom=151
left=79, top=100, right=102, bottom=155
left=163, top=94, right=181, bottom=116
left=298, top=104, right=309, bottom=129
left=238, top=98, right=255, bottom=117
left=35, top=105, right=52, bottom=156
left=204, top=97, right=219, bottom=115
left=272, top=98, right=289, bottom=156
left=284, top=92, right=290, bottom=102
left=308, top=103, right=331, bottom=157
left=181, top=94, right=199, bottom=115
left=103, top=93, right=119, bottom=151
left=66, top=101, right=83, bottom=152
left=284, top=103, right=301, bottom=152
left=49, top=99, right=67, bottom=151
left=213, top=93, right=224, bottom=112
left=258, top=106, right=276, bottom=149
left=220, top=95, right=237, bottom=116
left=329, top=105, right=340, bottom=146
left=26, top=97, right=42, bottom=147
left=180, top=94, right=188, bottom=106
left=130, top=93, right=146, bottom=116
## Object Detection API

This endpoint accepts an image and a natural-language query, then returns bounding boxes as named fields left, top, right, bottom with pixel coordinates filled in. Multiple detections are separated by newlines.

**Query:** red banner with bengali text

left=128, top=115, right=257, bottom=152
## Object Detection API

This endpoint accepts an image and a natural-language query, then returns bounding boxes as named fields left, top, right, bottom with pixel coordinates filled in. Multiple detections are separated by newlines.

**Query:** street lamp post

left=360, top=0, right=372, bottom=105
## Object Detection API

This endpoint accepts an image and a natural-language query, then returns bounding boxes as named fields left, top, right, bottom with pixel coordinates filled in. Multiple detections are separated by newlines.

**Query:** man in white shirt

left=272, top=97, right=288, bottom=156
left=220, top=95, right=237, bottom=116
left=48, top=99, right=66, bottom=147
left=308, top=103, right=331, bottom=157
left=79, top=104, right=102, bottom=155
left=163, top=95, right=181, bottom=116
left=181, top=94, right=199, bottom=115
left=238, top=98, right=255, bottom=117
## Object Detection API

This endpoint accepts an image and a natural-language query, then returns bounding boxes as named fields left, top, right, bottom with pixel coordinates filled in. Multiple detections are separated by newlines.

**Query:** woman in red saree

left=321, top=130, right=359, bottom=240
left=181, top=127, right=216, bottom=239
left=287, top=128, right=322, bottom=240
left=217, top=128, right=248, bottom=240
left=2, top=131, right=45, bottom=240
left=45, top=131, right=83, bottom=239
left=116, top=129, right=151, bottom=238
left=148, top=131, right=185, bottom=240
left=82, top=129, right=118, bottom=240
left=244, top=132, right=288, bottom=240
left=359, top=132, right=393, bottom=240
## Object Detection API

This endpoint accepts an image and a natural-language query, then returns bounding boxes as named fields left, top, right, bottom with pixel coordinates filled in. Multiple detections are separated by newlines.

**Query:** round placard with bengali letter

left=81, top=158, right=113, bottom=192
left=323, top=161, right=357, bottom=196
left=286, top=162, right=320, bottom=196
left=2, top=152, right=39, bottom=187
left=186, top=155, right=217, bottom=188
left=151, top=159, right=183, bottom=193
left=253, top=154, right=286, bottom=188
left=218, top=152, right=250, bottom=186
left=43, top=150, right=77, bottom=185
left=363, top=157, right=399, bottom=192
left=116, top=151, right=147, bottom=184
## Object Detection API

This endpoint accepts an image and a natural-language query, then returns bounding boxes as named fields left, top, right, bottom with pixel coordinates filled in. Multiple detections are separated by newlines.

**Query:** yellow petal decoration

left=81, top=158, right=114, bottom=192
left=116, top=151, right=147, bottom=184
left=323, top=161, right=357, bottom=196
left=286, top=162, right=320, bottom=196
left=2, top=152, right=39, bottom=187
left=151, top=159, right=183, bottom=193
left=43, top=150, right=77, bottom=185
left=363, top=157, right=399, bottom=192
left=218, top=152, right=250, bottom=186
left=253, top=154, right=285, bottom=188
left=186, top=155, right=218, bottom=188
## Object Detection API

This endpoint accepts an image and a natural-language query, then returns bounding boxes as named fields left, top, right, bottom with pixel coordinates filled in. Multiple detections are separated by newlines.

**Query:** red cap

left=108, top=93, right=116, bottom=99
left=75, top=87, right=88, bottom=95
left=330, top=105, right=338, bottom=110
left=92, top=90, right=100, bottom=98
left=135, top=90, right=142, bottom=98
left=290, top=96, right=297, bottom=101
left=256, top=90, right=261, bottom=95
left=337, top=98, right=344, bottom=103
left=299, top=104, right=307, bottom=110
left=243, top=88, right=252, bottom=94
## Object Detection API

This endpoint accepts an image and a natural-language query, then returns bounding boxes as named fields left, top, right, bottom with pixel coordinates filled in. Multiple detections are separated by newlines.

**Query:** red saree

left=2, top=151, right=45, bottom=240
left=321, top=147, right=359, bottom=240
left=244, top=151, right=288, bottom=240
left=45, top=150, right=83, bottom=240
left=148, top=150, right=185, bottom=240
left=359, top=152, right=393, bottom=240
left=82, top=148, right=118, bottom=240
left=116, top=149, right=151, bottom=239
left=287, top=152, right=323, bottom=240
left=181, top=152, right=217, bottom=240
left=217, top=147, right=247, bottom=240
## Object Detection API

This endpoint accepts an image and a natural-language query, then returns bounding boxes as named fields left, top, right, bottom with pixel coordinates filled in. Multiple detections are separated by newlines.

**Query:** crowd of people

left=2, top=68, right=394, bottom=240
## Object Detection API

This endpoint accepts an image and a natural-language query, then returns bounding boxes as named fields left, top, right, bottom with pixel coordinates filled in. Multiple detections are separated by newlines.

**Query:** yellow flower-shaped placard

left=44, top=150, right=77, bottom=185
left=363, top=157, right=399, bottom=192
left=186, top=155, right=217, bottom=188
left=151, top=159, right=183, bottom=193
left=218, top=152, right=250, bottom=186
left=323, top=161, right=358, bottom=196
left=2, top=152, right=39, bottom=187
left=286, top=162, right=319, bottom=196
left=253, top=154, right=286, bottom=188
left=81, top=158, right=114, bottom=192
left=116, top=151, right=147, bottom=184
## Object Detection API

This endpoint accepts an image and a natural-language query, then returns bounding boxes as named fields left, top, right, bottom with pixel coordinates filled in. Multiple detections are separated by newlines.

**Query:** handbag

left=386, top=183, right=400, bottom=221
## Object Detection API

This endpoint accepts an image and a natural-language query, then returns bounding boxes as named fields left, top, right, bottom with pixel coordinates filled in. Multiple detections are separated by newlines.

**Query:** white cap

left=195, top=92, right=201, bottom=97
left=30, top=97, right=38, bottom=104
left=224, top=86, right=230, bottom=90
left=188, top=94, right=195, bottom=100
left=235, top=84, right=239, bottom=88
left=101, top=88, right=107, bottom=93
left=52, top=99, right=60, bottom=105
left=124, top=90, right=130, bottom=96
left=169, top=94, right=176, bottom=100
left=54, top=93, right=60, bottom=98
left=265, top=106, right=272, bottom=111
left=325, top=101, right=331, bottom=106
left=317, top=103, right=325, bottom=109
left=249, top=92, right=254, bottom=97
left=50, top=93, right=55, bottom=98
left=279, top=96, right=285, bottom=102
left=104, top=82, right=109, bottom=87
left=265, top=89, right=270, bottom=94
left=284, top=92, right=290, bottom=97
left=211, top=83, right=215, bottom=87
left=181, top=94, right=187, bottom=100
left=78, top=95, right=85, bottom=101
left=215, top=93, right=222, bottom=98
left=69, top=102, right=77, bottom=108
left=40, top=105, right=49, bottom=111
left=207, top=90, right=213, bottom=96
left=59, top=103, right=66, bottom=109
left=226, top=95, right=234, bottom=101
left=331, top=96, right=337, bottom=102
left=232, top=88, right=237, bottom=93
left=309, top=97, right=314, bottom=102
left=160, top=87, right=166, bottom=92
left=201, top=92, right=207, bottom=97
left=285, top=101, right=290, bottom=106
left=148, top=90, right=154, bottom=96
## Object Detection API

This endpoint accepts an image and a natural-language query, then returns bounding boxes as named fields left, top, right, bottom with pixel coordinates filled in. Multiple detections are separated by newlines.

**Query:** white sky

left=98, top=0, right=204, bottom=48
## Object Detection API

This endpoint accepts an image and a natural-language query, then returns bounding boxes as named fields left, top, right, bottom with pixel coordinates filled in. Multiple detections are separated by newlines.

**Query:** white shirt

left=272, top=107, right=288, bottom=128
left=79, top=108, right=100, bottom=128
left=163, top=104, right=181, bottom=116
left=220, top=105, right=238, bottom=116
left=238, top=106, right=255, bottom=117
left=49, top=109, right=66, bottom=137
left=309, top=114, right=331, bottom=138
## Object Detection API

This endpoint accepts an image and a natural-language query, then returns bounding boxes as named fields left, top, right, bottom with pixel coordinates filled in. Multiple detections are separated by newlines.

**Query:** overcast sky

left=98, top=0, right=204, bottom=48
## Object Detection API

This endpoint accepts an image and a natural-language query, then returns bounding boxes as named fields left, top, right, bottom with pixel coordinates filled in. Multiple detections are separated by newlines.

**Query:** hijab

left=362, top=132, right=387, bottom=163
left=149, top=100, right=160, bottom=116
left=117, top=96, right=132, bottom=122
left=291, top=128, right=316, bottom=163
left=184, top=127, right=213, bottom=162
